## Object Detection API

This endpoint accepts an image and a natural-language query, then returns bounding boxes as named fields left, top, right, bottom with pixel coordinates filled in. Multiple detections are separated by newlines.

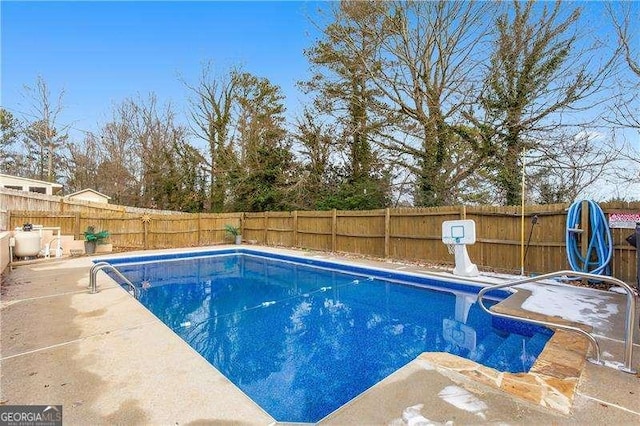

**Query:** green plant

left=84, top=225, right=109, bottom=243
left=224, top=224, right=241, bottom=237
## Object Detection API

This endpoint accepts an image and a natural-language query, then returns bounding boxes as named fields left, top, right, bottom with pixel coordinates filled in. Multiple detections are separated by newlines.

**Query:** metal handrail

left=90, top=261, right=139, bottom=299
left=477, top=270, right=637, bottom=374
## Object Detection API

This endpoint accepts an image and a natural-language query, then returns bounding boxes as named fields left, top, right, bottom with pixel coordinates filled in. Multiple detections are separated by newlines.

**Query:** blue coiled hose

left=566, top=200, right=613, bottom=276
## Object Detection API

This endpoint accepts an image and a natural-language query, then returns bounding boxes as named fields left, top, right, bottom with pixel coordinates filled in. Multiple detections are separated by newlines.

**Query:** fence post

left=141, top=215, right=151, bottom=250
left=74, top=212, right=81, bottom=240
left=581, top=200, right=590, bottom=282
left=264, top=211, right=269, bottom=245
left=293, top=210, right=298, bottom=248
left=332, top=209, right=337, bottom=252
left=197, top=213, right=201, bottom=246
left=384, top=208, right=390, bottom=258
left=460, top=204, right=466, bottom=219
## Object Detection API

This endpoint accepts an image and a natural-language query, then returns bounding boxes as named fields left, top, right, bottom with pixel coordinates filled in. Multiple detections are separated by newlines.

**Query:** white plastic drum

left=14, top=231, right=42, bottom=257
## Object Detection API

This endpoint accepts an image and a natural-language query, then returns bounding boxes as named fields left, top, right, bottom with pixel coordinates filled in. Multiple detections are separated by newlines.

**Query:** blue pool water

left=101, top=249, right=552, bottom=423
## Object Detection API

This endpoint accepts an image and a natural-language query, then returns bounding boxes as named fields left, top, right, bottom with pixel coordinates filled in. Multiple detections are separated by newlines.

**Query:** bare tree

left=22, top=76, right=68, bottom=182
left=319, top=1, right=498, bottom=206
left=605, top=2, right=639, bottom=131
left=473, top=0, right=617, bottom=205
left=64, top=132, right=101, bottom=193
left=601, top=2, right=639, bottom=199
left=292, top=107, right=337, bottom=208
left=609, top=2, right=640, bottom=78
left=98, top=102, right=140, bottom=205
left=527, top=130, right=623, bottom=203
left=94, top=95, right=200, bottom=209
left=124, top=94, right=187, bottom=207
left=183, top=63, right=238, bottom=212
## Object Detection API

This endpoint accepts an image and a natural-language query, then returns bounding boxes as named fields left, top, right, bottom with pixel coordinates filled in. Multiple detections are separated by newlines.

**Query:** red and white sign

left=609, top=213, right=640, bottom=229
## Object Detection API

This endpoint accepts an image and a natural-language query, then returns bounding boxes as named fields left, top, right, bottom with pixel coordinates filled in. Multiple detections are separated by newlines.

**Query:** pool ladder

left=477, top=270, right=637, bottom=374
left=89, top=261, right=140, bottom=299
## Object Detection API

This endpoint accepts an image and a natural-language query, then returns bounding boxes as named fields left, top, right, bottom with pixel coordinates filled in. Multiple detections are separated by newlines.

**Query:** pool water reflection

left=107, top=252, right=552, bottom=423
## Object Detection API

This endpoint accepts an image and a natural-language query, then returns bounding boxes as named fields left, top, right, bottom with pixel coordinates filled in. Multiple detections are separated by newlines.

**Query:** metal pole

left=520, top=150, right=526, bottom=275
left=636, top=222, right=640, bottom=291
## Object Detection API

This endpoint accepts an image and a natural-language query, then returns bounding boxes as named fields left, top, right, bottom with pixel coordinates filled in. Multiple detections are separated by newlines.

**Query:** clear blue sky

left=1, top=1, right=324, bottom=139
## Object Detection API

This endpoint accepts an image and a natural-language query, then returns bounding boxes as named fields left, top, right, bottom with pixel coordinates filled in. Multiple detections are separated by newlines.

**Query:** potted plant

left=224, top=224, right=242, bottom=245
left=83, top=225, right=109, bottom=254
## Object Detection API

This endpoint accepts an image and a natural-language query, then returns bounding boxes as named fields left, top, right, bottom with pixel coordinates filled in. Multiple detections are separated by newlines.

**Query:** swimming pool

left=100, top=248, right=552, bottom=423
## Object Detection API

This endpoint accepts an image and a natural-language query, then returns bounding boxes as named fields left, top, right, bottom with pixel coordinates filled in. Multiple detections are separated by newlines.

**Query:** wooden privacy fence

left=7, top=202, right=639, bottom=284
left=242, top=203, right=638, bottom=283
left=7, top=211, right=242, bottom=250
left=0, top=187, right=185, bottom=232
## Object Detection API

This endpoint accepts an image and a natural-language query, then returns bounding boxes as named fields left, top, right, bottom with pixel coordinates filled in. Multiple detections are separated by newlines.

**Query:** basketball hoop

left=447, top=237, right=460, bottom=254
left=441, top=220, right=479, bottom=277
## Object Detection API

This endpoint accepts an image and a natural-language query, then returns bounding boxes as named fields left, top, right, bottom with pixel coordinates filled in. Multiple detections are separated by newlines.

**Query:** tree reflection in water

left=115, top=253, right=548, bottom=423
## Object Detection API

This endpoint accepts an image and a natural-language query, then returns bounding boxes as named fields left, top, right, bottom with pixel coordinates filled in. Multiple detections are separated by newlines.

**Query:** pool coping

left=99, top=246, right=591, bottom=417
left=418, top=311, right=590, bottom=415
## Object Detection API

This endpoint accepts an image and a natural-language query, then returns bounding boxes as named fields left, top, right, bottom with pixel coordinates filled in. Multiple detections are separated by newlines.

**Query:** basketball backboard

left=442, top=220, right=476, bottom=245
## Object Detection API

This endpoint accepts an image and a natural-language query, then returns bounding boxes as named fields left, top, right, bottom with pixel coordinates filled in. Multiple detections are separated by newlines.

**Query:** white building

left=65, top=188, right=111, bottom=204
left=0, top=173, right=62, bottom=195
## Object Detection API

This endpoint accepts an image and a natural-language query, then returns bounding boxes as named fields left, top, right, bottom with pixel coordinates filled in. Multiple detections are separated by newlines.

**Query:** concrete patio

left=1, top=247, right=638, bottom=425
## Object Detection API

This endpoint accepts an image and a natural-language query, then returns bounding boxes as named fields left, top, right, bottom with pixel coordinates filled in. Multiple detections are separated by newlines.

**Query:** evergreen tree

left=230, top=73, right=296, bottom=212
left=302, top=1, right=390, bottom=209
left=0, top=108, right=21, bottom=174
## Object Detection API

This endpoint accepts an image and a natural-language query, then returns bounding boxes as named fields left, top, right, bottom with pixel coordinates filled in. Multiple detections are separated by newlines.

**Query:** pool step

left=468, top=333, right=505, bottom=363
left=482, top=332, right=551, bottom=372
left=484, top=334, right=527, bottom=371
left=523, top=332, right=551, bottom=359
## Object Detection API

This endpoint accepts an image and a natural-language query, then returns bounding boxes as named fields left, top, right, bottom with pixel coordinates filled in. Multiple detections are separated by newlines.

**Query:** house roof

left=65, top=188, right=111, bottom=200
left=0, top=173, right=63, bottom=188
